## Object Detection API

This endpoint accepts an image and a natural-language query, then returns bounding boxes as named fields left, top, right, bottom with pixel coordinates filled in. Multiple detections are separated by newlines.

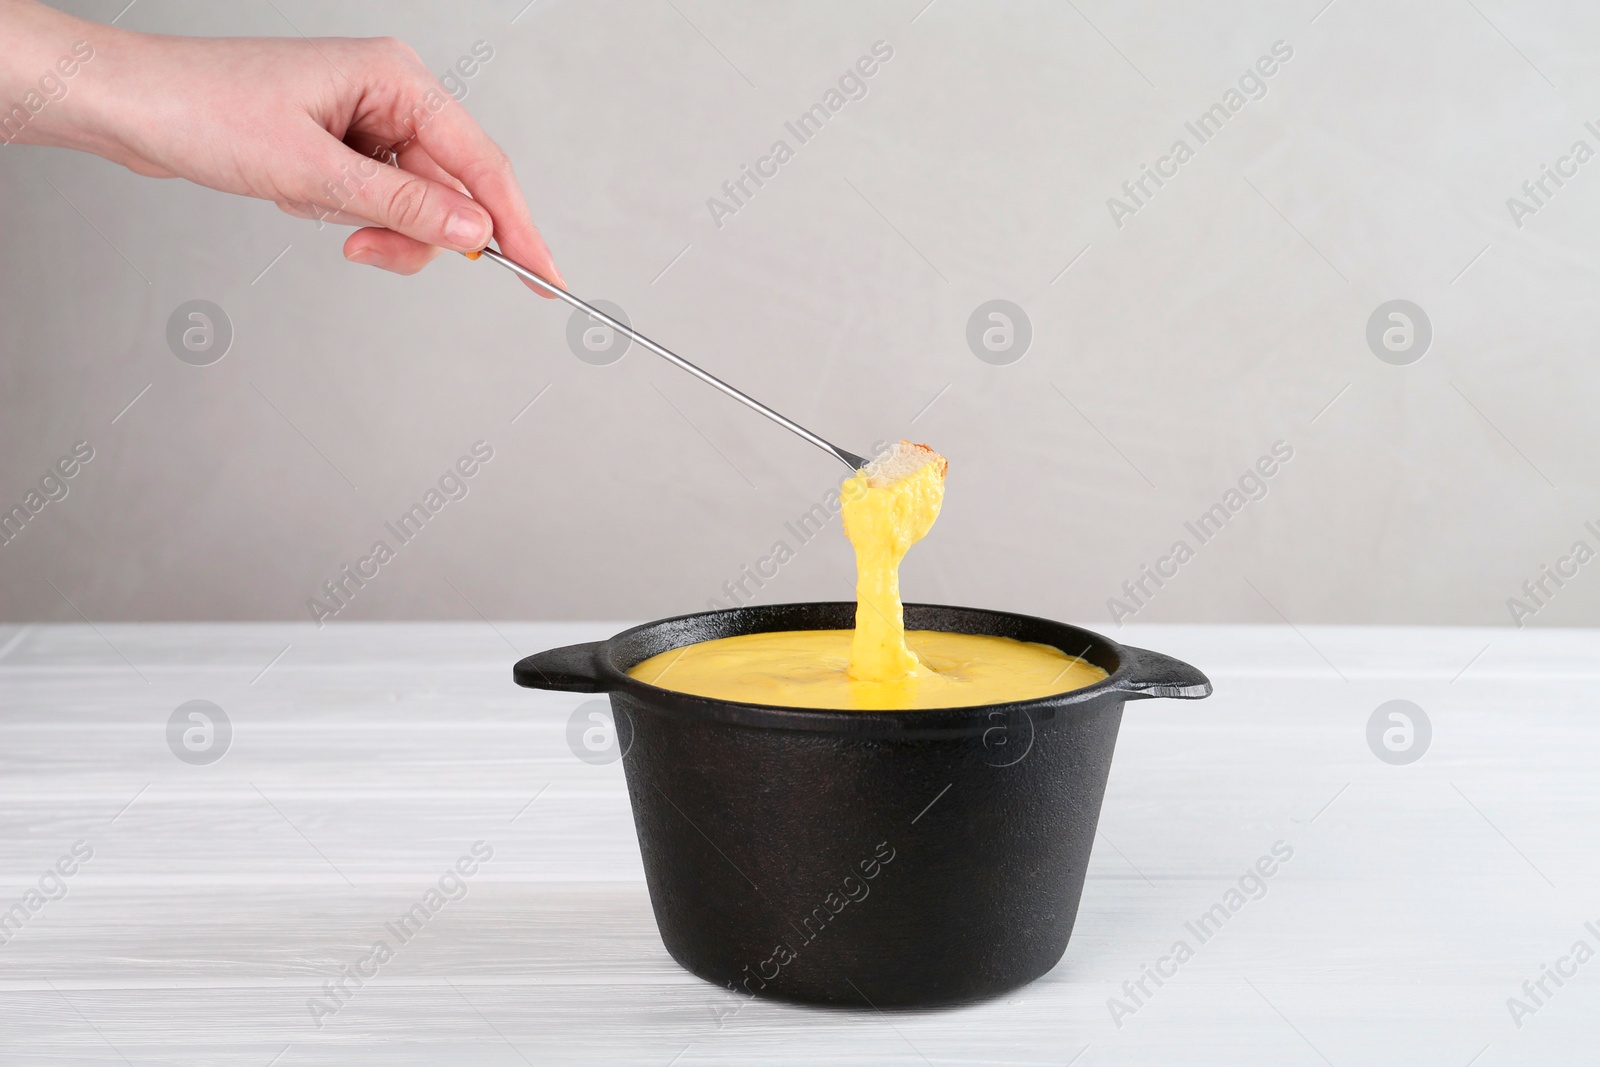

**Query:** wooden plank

left=1, top=623, right=1596, bottom=1064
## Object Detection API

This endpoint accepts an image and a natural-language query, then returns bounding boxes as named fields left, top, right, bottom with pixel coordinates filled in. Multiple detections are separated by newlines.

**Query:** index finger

left=404, top=85, right=565, bottom=296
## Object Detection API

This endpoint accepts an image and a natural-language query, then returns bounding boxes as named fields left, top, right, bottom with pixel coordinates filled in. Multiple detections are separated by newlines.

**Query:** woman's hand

left=0, top=0, right=563, bottom=286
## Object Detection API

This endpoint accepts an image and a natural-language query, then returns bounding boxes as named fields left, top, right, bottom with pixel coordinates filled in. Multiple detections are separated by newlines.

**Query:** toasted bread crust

left=909, top=442, right=949, bottom=478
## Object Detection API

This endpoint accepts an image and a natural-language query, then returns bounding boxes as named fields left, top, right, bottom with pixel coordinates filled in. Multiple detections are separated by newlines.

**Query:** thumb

left=303, top=142, right=492, bottom=253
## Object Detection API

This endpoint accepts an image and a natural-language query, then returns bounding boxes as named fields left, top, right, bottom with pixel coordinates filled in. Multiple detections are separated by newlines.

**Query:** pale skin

left=0, top=0, right=564, bottom=285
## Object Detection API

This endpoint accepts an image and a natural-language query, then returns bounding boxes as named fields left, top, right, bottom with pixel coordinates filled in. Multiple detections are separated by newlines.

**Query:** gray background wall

left=2, top=0, right=1597, bottom=628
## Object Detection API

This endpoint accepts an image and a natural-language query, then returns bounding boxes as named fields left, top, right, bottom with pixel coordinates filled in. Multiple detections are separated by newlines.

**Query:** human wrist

left=0, top=1, right=119, bottom=154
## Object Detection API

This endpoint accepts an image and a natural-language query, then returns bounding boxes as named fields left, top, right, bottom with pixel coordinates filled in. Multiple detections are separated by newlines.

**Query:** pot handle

left=1112, top=645, right=1212, bottom=701
left=514, top=641, right=609, bottom=693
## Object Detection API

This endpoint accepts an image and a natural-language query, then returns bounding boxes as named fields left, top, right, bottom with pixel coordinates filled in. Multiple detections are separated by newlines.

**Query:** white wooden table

left=1, top=621, right=1596, bottom=1065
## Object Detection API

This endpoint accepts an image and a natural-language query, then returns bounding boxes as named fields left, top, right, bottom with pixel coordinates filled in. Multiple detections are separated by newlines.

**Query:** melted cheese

left=628, top=628, right=1106, bottom=711
left=840, top=460, right=944, bottom=682
left=627, top=444, right=1106, bottom=709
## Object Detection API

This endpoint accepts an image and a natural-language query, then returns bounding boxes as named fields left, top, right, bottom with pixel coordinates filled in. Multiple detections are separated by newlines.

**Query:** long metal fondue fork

left=471, top=246, right=867, bottom=473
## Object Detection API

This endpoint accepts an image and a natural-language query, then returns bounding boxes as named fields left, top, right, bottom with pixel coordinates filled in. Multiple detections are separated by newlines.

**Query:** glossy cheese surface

left=626, top=628, right=1108, bottom=711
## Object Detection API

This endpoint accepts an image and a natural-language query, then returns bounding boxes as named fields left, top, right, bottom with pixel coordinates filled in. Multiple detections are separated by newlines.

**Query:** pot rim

left=515, top=601, right=1211, bottom=737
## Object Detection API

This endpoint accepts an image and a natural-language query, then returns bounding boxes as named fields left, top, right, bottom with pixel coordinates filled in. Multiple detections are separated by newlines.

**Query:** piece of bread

left=862, top=440, right=948, bottom=488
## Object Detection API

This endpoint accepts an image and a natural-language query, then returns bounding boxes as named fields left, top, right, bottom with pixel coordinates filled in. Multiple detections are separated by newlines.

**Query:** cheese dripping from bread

left=840, top=441, right=948, bottom=682
left=627, top=438, right=1110, bottom=709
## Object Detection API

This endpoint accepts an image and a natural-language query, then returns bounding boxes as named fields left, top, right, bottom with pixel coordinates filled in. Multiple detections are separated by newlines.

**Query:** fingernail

left=347, top=247, right=387, bottom=268
left=444, top=209, right=490, bottom=249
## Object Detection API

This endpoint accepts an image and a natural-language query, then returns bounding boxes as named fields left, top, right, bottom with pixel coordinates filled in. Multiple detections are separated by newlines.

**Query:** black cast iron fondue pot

left=514, top=601, right=1210, bottom=1008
